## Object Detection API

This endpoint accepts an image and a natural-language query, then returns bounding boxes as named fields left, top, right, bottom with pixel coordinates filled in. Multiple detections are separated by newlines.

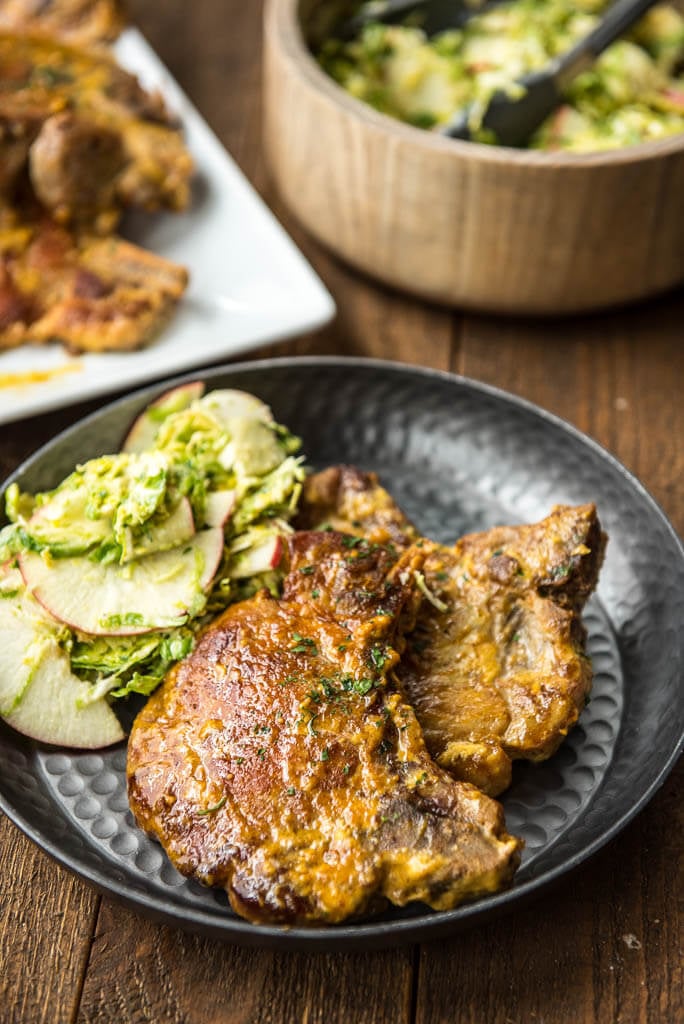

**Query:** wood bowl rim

left=268, top=0, right=684, bottom=169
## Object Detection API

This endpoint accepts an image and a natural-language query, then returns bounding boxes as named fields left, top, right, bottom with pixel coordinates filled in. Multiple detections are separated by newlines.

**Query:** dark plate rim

left=1, top=355, right=682, bottom=950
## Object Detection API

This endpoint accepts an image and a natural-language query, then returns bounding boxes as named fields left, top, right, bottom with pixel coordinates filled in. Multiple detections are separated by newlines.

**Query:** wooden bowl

left=263, top=0, right=684, bottom=314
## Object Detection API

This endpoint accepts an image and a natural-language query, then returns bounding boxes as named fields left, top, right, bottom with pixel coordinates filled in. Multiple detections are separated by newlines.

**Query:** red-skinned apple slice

left=4, top=644, right=125, bottom=748
left=229, top=534, right=283, bottom=578
left=204, top=490, right=236, bottom=529
left=19, top=528, right=224, bottom=637
left=122, top=381, right=205, bottom=454
left=0, top=565, right=124, bottom=747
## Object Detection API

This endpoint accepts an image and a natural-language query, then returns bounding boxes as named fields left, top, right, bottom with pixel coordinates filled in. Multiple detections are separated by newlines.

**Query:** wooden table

left=2, top=3, right=682, bottom=1022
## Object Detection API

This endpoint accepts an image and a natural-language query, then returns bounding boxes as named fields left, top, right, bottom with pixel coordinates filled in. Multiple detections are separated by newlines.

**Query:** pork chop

left=127, top=531, right=521, bottom=925
left=295, top=464, right=420, bottom=549
left=0, top=31, right=193, bottom=227
left=0, top=207, right=187, bottom=351
left=297, top=467, right=606, bottom=796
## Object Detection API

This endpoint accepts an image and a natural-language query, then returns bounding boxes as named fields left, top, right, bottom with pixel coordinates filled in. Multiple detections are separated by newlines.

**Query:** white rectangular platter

left=0, top=29, right=335, bottom=426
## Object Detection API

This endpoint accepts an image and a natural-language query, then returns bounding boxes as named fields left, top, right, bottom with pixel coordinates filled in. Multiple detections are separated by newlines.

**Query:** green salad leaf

left=1, top=387, right=307, bottom=711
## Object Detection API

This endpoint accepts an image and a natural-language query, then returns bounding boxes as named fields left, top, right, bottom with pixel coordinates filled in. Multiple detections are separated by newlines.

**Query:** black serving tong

left=444, top=0, right=660, bottom=144
left=334, top=0, right=660, bottom=147
left=334, top=0, right=498, bottom=40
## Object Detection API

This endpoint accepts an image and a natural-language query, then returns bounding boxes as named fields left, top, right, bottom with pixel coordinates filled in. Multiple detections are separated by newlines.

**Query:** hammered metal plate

left=1, top=357, right=682, bottom=951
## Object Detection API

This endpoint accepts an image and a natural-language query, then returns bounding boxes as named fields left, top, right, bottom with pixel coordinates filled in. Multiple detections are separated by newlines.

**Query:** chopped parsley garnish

left=321, top=748, right=330, bottom=762
left=320, top=678, right=336, bottom=698
left=341, top=535, right=364, bottom=549
left=354, top=677, right=375, bottom=696
left=551, top=563, right=571, bottom=580
left=34, top=66, right=74, bottom=86
left=291, top=633, right=318, bottom=655
left=369, top=645, right=389, bottom=671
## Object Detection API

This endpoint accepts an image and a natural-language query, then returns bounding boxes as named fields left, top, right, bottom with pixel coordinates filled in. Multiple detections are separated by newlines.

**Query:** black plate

left=1, top=357, right=682, bottom=951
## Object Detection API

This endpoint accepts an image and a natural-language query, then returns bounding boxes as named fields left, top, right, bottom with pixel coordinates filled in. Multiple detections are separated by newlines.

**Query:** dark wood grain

left=413, top=761, right=683, bottom=1024
left=0, top=817, right=100, bottom=1024
left=0, top=1, right=681, bottom=1022
left=458, top=294, right=684, bottom=525
left=77, top=901, right=414, bottom=1024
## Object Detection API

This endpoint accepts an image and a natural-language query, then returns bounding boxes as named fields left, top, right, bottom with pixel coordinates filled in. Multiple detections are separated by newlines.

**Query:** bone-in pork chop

left=127, top=531, right=521, bottom=925
left=0, top=208, right=187, bottom=352
left=295, top=464, right=420, bottom=549
left=0, top=31, right=193, bottom=228
left=297, top=467, right=606, bottom=796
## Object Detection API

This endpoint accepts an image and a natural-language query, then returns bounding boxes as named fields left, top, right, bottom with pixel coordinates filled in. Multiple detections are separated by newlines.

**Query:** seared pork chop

left=398, top=507, right=606, bottom=795
left=298, top=468, right=606, bottom=796
left=295, top=464, right=420, bottom=549
left=0, top=32, right=193, bottom=227
left=0, top=208, right=187, bottom=351
left=127, top=531, right=521, bottom=925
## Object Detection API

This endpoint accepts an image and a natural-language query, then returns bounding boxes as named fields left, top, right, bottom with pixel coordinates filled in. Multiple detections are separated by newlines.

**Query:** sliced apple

left=20, top=527, right=224, bottom=637
left=0, top=565, right=123, bottom=747
left=120, top=496, right=195, bottom=563
left=0, top=567, right=55, bottom=714
left=204, top=489, right=236, bottom=529
left=27, top=485, right=111, bottom=556
left=198, top=389, right=274, bottom=428
left=229, top=534, right=283, bottom=579
left=4, top=642, right=124, bottom=748
left=218, top=418, right=285, bottom=479
left=122, top=381, right=206, bottom=454
left=0, top=563, right=25, bottom=595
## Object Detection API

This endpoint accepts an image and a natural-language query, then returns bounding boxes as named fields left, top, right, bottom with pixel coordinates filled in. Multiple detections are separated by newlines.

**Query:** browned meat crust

left=398, top=507, right=606, bottom=795
left=28, top=110, right=127, bottom=229
left=295, top=465, right=420, bottom=549
left=127, top=531, right=521, bottom=926
left=0, top=0, right=127, bottom=46
left=0, top=32, right=193, bottom=228
left=298, top=468, right=606, bottom=796
left=0, top=209, right=187, bottom=351
left=0, top=97, right=45, bottom=193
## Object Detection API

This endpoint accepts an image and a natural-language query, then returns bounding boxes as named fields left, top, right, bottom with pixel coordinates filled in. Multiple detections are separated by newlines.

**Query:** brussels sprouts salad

left=0, top=384, right=305, bottom=748
left=319, top=0, right=684, bottom=150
